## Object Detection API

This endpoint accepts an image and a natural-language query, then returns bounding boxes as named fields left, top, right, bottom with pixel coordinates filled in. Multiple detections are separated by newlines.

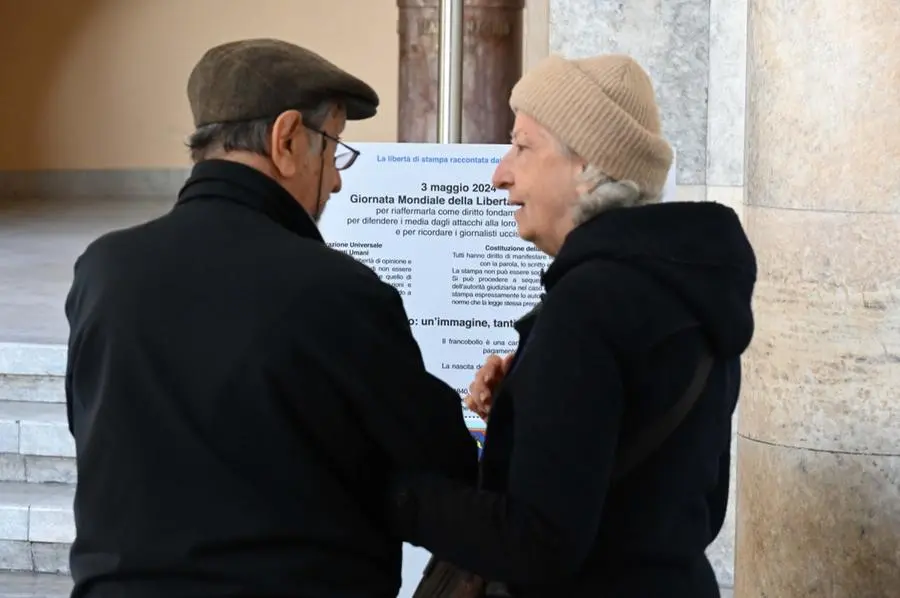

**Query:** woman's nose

left=492, top=158, right=512, bottom=190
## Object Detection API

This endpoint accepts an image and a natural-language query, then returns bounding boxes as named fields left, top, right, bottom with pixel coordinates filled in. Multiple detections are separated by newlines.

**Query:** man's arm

left=385, top=266, right=625, bottom=584
left=296, top=268, right=478, bottom=484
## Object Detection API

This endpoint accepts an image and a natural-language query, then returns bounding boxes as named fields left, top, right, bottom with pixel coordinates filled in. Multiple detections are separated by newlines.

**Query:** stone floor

left=0, top=196, right=172, bottom=344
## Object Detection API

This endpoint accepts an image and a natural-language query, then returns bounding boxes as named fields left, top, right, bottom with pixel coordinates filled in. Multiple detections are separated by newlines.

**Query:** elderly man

left=64, top=39, right=477, bottom=597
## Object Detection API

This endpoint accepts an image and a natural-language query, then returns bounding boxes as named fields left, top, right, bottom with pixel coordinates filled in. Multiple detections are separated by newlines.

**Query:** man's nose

left=333, top=171, right=343, bottom=194
left=492, top=157, right=512, bottom=190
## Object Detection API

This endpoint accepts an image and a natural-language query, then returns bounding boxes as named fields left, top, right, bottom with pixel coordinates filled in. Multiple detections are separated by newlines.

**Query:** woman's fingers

left=469, top=355, right=502, bottom=395
left=481, top=354, right=504, bottom=385
left=464, top=394, right=491, bottom=420
left=464, top=353, right=516, bottom=421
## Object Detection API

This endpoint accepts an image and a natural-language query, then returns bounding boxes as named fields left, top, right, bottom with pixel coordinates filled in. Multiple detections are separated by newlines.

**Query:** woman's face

left=492, top=112, right=583, bottom=256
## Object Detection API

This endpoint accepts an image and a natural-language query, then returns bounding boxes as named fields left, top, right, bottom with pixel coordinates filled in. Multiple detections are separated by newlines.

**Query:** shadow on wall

left=0, top=0, right=101, bottom=171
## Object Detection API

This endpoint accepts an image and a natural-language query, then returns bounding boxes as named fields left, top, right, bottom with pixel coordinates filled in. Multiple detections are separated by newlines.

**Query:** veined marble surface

left=547, top=0, right=748, bottom=189
left=707, top=0, right=747, bottom=186
left=549, top=0, right=711, bottom=186
left=738, top=0, right=900, bottom=595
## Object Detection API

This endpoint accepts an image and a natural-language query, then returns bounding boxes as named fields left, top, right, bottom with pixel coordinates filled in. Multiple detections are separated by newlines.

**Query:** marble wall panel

left=549, top=0, right=711, bottom=186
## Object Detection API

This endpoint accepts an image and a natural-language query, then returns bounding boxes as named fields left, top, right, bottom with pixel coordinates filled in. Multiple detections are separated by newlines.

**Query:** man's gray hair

left=555, top=138, right=662, bottom=226
left=186, top=102, right=333, bottom=163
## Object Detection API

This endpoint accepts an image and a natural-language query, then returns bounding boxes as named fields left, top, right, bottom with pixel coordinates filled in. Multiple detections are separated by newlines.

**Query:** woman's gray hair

left=556, top=139, right=662, bottom=226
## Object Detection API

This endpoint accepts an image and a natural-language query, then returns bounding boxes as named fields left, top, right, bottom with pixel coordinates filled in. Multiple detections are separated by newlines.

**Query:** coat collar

left=176, top=159, right=324, bottom=243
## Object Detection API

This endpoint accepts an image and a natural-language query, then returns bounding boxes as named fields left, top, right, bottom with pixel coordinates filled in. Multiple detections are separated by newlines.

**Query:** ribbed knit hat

left=510, top=54, right=673, bottom=197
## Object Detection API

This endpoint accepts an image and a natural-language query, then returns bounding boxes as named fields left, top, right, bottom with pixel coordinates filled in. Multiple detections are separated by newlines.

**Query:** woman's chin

left=514, top=210, right=531, bottom=239
left=515, top=222, right=533, bottom=242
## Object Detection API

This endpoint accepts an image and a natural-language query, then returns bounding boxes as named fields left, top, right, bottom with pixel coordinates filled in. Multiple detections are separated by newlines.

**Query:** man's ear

left=269, top=110, right=306, bottom=177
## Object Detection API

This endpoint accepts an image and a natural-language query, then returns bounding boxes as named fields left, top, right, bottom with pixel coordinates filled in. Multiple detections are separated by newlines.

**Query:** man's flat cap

left=187, top=38, right=379, bottom=127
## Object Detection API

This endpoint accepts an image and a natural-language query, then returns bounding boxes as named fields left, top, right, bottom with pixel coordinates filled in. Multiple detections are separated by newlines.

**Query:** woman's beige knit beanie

left=510, top=54, right=673, bottom=198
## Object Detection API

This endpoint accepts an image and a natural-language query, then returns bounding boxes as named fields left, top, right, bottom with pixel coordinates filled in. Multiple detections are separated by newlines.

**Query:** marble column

left=397, top=0, right=525, bottom=143
left=549, top=0, right=748, bottom=587
left=736, top=1, right=900, bottom=596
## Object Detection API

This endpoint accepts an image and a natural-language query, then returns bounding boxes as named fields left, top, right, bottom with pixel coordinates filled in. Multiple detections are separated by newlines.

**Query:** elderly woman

left=386, top=54, right=756, bottom=597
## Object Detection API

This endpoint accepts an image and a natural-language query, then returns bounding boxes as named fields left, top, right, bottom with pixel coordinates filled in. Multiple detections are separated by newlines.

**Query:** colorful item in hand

left=469, top=429, right=486, bottom=457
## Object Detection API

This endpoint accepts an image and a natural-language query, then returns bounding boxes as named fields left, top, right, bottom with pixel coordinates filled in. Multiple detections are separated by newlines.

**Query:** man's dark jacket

left=64, top=159, right=478, bottom=598
left=388, top=202, right=757, bottom=597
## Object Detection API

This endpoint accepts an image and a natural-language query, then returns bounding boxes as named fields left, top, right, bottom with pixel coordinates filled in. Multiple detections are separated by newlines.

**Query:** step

left=0, top=572, right=72, bottom=597
left=0, top=481, right=73, bottom=574
left=0, top=401, right=74, bottom=484
left=0, top=343, right=66, bottom=405
left=0, top=343, right=73, bottom=485
left=0, top=375, right=65, bottom=405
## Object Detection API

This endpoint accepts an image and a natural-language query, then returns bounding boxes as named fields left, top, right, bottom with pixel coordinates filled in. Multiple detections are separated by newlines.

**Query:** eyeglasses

left=307, top=126, right=359, bottom=171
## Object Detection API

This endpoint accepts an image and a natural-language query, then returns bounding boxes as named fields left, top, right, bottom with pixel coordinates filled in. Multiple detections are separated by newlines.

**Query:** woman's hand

left=464, top=353, right=515, bottom=420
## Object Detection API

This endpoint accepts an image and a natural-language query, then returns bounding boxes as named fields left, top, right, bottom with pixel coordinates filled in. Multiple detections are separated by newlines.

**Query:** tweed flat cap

left=187, top=38, right=379, bottom=126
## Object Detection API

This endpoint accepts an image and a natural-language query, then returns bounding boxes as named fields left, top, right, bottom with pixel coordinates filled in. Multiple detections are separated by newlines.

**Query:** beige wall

left=0, top=0, right=400, bottom=170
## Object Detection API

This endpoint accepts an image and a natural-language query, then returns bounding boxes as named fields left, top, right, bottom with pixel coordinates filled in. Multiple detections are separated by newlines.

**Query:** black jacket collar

left=176, top=159, right=324, bottom=242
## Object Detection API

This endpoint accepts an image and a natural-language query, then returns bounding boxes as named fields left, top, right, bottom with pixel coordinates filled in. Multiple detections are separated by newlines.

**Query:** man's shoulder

left=272, top=237, right=401, bottom=311
left=75, top=214, right=400, bottom=314
left=74, top=218, right=160, bottom=268
left=290, top=238, right=388, bottom=289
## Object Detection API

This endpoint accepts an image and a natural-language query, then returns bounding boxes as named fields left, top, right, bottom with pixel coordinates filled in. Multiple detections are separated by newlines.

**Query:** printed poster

left=316, top=142, right=676, bottom=597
